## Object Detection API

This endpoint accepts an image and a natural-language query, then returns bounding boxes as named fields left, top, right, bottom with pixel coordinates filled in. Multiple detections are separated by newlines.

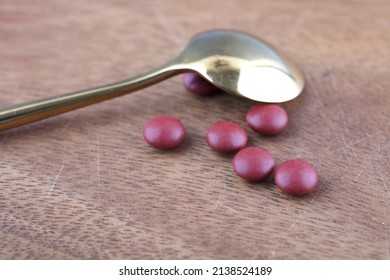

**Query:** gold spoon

left=0, top=30, right=304, bottom=131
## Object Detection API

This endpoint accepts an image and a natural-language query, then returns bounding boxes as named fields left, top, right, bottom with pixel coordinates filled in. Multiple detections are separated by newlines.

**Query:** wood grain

left=0, top=0, right=389, bottom=259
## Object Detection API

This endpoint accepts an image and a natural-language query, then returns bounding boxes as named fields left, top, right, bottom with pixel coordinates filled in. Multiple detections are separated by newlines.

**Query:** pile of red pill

left=142, top=73, right=318, bottom=196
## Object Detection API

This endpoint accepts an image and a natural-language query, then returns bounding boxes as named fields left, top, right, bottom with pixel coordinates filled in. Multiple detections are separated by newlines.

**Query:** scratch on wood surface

left=380, top=172, right=389, bottom=198
left=253, top=249, right=276, bottom=259
left=321, top=64, right=362, bottom=161
left=287, top=0, right=317, bottom=42
left=223, top=204, right=236, bottom=213
left=379, top=184, right=390, bottom=257
left=384, top=159, right=390, bottom=171
left=333, top=131, right=382, bottom=153
left=213, top=200, right=221, bottom=211
left=213, top=199, right=236, bottom=213
left=154, top=10, right=182, bottom=47
left=288, top=213, right=303, bottom=232
left=340, top=134, right=352, bottom=150
left=96, top=137, right=101, bottom=187
left=339, top=133, right=359, bottom=162
left=350, top=132, right=382, bottom=147
left=119, top=213, right=130, bottom=232
left=60, top=112, right=79, bottom=134
left=289, top=188, right=322, bottom=232
left=353, top=172, right=362, bottom=182
left=306, top=75, right=327, bottom=121
left=336, top=104, right=356, bottom=159
left=47, top=163, right=65, bottom=197
left=252, top=250, right=264, bottom=259
left=325, top=63, right=337, bottom=87
left=310, top=187, right=321, bottom=204
left=287, top=131, right=300, bottom=158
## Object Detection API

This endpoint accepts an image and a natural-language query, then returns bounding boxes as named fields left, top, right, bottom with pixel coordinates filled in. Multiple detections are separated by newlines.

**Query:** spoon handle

left=0, top=62, right=181, bottom=131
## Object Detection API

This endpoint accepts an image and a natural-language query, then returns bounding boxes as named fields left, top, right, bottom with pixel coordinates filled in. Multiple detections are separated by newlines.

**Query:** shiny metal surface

left=0, top=30, right=304, bottom=131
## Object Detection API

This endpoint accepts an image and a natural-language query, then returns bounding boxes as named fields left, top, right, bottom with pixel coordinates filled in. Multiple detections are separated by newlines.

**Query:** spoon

left=0, top=30, right=304, bottom=131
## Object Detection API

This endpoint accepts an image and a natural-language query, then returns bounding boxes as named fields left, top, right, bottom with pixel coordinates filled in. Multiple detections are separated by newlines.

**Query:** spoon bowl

left=177, top=30, right=304, bottom=102
left=0, top=30, right=304, bottom=131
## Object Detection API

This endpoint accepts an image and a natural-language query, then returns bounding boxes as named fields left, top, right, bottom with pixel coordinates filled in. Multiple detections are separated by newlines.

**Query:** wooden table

left=0, top=0, right=389, bottom=259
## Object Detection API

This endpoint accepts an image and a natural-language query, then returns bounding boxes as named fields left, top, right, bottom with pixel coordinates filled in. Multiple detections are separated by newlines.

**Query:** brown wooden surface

left=0, top=0, right=389, bottom=259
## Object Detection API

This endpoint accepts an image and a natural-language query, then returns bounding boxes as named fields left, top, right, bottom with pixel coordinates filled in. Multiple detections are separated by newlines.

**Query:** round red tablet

left=183, top=72, right=219, bottom=95
left=206, top=121, right=248, bottom=153
left=246, top=104, right=288, bottom=135
left=143, top=115, right=185, bottom=149
left=274, top=159, right=318, bottom=196
left=232, top=147, right=275, bottom=181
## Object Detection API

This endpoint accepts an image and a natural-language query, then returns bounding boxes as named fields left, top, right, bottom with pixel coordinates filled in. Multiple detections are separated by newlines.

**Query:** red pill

left=206, top=121, right=247, bottom=153
left=183, top=72, right=219, bottom=95
left=246, top=104, right=288, bottom=135
left=274, top=159, right=318, bottom=196
left=143, top=115, right=185, bottom=149
left=232, top=147, right=275, bottom=181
